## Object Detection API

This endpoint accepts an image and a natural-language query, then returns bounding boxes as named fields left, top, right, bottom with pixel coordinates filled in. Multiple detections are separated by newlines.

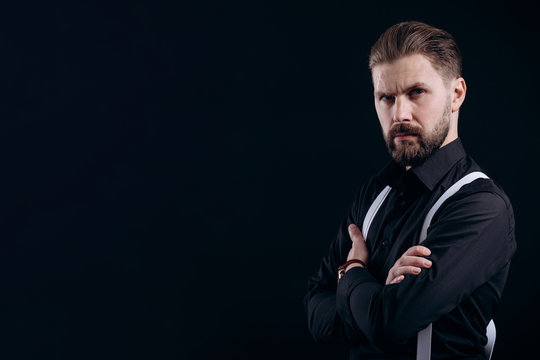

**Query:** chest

left=364, top=187, right=432, bottom=282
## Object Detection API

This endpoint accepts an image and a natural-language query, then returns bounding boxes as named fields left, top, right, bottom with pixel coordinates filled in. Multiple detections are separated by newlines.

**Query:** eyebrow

left=375, top=82, right=428, bottom=98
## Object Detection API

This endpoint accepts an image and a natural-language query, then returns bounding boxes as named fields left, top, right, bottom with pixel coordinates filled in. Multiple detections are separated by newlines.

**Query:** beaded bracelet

left=338, top=259, right=367, bottom=281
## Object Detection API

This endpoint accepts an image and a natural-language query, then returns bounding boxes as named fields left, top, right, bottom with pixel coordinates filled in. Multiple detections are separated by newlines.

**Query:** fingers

left=403, top=245, right=431, bottom=257
left=346, top=224, right=369, bottom=263
left=385, top=254, right=432, bottom=285
left=348, top=223, right=365, bottom=243
left=399, top=255, right=432, bottom=269
left=389, top=275, right=404, bottom=284
left=385, top=265, right=420, bottom=285
left=393, top=264, right=423, bottom=277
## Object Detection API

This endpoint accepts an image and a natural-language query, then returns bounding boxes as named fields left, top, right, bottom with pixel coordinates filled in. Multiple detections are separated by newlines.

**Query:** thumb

left=348, top=223, right=364, bottom=242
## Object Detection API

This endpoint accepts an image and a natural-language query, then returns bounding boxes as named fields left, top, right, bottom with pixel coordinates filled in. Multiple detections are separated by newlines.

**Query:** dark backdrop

left=2, top=1, right=539, bottom=359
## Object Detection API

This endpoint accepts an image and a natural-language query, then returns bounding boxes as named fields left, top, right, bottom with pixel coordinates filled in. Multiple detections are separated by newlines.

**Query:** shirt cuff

left=336, top=266, right=381, bottom=331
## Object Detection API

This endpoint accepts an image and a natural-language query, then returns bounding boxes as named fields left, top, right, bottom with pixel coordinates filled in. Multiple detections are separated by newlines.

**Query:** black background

left=2, top=1, right=539, bottom=359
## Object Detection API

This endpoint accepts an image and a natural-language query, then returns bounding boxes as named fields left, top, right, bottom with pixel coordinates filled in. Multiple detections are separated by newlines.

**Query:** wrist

left=338, top=259, right=367, bottom=281
left=344, top=263, right=364, bottom=272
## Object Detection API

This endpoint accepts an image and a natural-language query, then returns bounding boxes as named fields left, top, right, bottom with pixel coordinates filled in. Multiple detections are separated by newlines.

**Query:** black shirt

left=304, top=138, right=516, bottom=359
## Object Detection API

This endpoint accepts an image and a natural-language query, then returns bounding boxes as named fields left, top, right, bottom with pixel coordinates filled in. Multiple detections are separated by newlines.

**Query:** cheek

left=413, top=99, right=446, bottom=128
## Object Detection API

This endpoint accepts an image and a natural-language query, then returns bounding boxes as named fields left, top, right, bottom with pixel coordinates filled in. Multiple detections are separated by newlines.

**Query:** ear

left=451, top=77, right=466, bottom=113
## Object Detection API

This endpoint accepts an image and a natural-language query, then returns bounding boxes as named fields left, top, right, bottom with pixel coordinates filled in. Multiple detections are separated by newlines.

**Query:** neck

left=440, top=133, right=458, bottom=148
left=405, top=134, right=458, bottom=171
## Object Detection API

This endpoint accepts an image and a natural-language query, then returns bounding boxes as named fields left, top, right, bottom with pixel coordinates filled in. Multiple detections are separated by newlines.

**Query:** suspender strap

left=416, top=323, right=432, bottom=360
left=416, top=171, right=489, bottom=360
left=362, top=185, right=392, bottom=241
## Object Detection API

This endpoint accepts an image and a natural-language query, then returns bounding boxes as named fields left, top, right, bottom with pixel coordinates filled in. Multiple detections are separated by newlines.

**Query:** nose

left=393, top=97, right=412, bottom=123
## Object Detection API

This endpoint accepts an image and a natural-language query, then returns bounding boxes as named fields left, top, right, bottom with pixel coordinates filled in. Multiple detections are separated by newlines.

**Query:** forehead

left=371, top=54, right=445, bottom=93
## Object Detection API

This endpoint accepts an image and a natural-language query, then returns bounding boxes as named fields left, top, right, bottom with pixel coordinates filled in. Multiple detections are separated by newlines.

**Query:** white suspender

left=361, top=171, right=491, bottom=359
left=362, top=186, right=392, bottom=240
left=418, top=172, right=489, bottom=243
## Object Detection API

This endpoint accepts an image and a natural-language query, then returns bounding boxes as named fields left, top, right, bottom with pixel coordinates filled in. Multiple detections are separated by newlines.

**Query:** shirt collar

left=378, top=138, right=467, bottom=191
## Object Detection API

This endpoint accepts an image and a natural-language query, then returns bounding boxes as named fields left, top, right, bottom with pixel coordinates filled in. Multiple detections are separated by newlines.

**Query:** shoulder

left=434, top=175, right=515, bottom=236
left=448, top=156, right=514, bottom=216
left=458, top=176, right=512, bottom=211
left=441, top=155, right=514, bottom=215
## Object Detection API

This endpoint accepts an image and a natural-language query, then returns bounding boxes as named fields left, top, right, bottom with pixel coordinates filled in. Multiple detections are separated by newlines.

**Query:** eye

left=410, top=88, right=425, bottom=97
left=380, top=95, right=395, bottom=102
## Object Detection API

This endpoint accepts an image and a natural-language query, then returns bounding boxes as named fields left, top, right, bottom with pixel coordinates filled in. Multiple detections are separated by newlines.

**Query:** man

left=304, top=21, right=516, bottom=359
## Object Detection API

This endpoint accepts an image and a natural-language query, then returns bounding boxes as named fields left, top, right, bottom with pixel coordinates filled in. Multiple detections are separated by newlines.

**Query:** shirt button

left=382, top=240, right=389, bottom=247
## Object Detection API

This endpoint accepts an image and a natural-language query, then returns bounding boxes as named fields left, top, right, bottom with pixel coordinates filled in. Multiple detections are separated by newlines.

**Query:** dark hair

left=369, top=21, right=462, bottom=81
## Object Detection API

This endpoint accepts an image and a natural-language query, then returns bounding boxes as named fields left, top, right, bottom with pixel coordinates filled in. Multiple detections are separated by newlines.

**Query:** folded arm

left=304, top=197, right=366, bottom=344
left=335, top=191, right=515, bottom=346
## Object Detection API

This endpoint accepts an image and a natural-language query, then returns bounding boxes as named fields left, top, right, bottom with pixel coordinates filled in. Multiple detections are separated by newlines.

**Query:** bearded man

left=304, top=21, right=516, bottom=359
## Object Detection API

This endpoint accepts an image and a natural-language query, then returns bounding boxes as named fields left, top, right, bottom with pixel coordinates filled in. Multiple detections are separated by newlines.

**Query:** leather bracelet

left=338, top=259, right=367, bottom=281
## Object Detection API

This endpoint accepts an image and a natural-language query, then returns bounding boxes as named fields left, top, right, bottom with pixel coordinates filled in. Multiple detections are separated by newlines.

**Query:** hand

left=385, top=245, right=432, bottom=285
left=346, top=224, right=369, bottom=267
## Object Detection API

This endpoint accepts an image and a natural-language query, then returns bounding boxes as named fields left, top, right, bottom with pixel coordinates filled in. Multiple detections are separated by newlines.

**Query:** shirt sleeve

left=303, top=189, right=368, bottom=345
left=335, top=188, right=516, bottom=346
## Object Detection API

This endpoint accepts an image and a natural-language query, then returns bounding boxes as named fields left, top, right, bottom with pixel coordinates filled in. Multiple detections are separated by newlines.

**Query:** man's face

left=372, top=54, right=454, bottom=168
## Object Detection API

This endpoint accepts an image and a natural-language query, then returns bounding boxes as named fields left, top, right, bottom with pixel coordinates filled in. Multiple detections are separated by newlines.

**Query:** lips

left=388, top=123, right=422, bottom=143
left=393, top=133, right=418, bottom=142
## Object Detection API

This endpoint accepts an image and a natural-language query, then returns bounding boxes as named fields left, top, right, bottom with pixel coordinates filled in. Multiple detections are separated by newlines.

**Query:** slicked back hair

left=369, top=21, right=462, bottom=82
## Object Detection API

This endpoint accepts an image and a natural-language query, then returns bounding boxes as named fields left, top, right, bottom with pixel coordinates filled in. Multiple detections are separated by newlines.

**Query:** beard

left=383, top=100, right=451, bottom=168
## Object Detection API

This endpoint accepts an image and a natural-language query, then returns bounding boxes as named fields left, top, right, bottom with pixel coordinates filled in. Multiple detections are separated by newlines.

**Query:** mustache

left=388, top=123, right=422, bottom=138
